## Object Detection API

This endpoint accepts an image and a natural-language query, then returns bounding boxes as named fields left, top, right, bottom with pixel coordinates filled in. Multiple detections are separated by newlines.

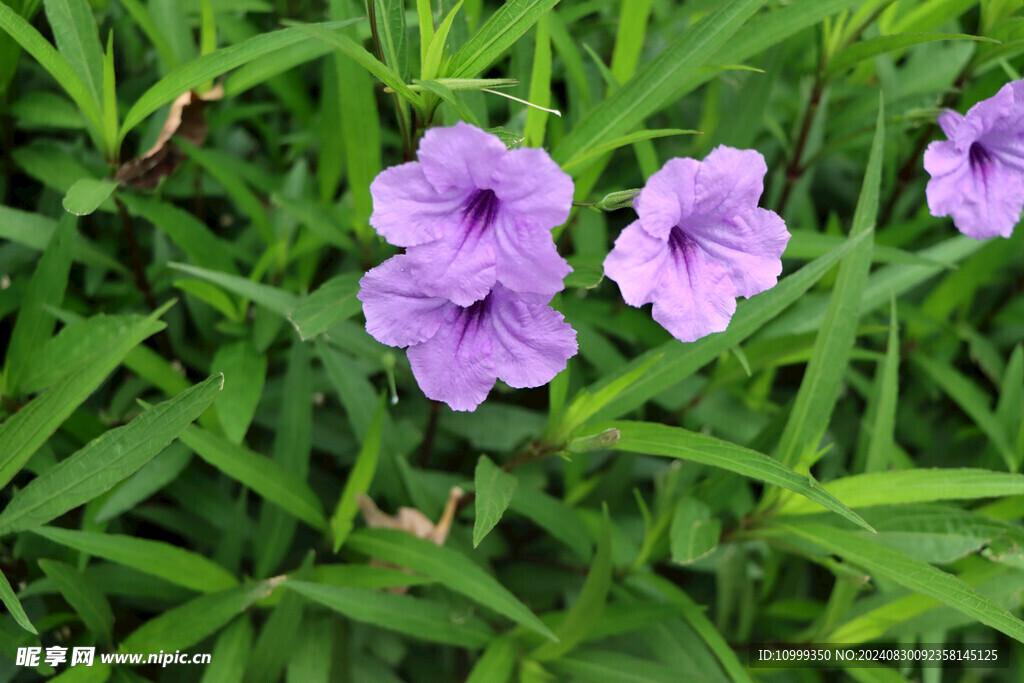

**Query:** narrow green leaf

left=827, top=32, right=997, bottom=77
left=449, top=0, right=560, bottom=78
left=101, top=30, right=116, bottom=156
left=168, top=262, right=299, bottom=316
left=331, top=398, right=384, bottom=551
left=553, top=355, right=661, bottom=441
left=33, top=526, right=237, bottom=593
left=0, top=375, right=222, bottom=535
left=591, top=421, right=874, bottom=533
left=286, top=580, right=494, bottom=648
left=211, top=341, right=266, bottom=444
left=508, top=486, right=592, bottom=561
left=670, top=498, right=721, bottom=564
left=523, top=14, right=552, bottom=147
left=119, top=194, right=238, bottom=274
left=778, top=469, right=1024, bottom=514
left=0, top=568, right=37, bottom=634
left=610, top=0, right=653, bottom=83
left=5, top=213, right=74, bottom=396
left=422, top=0, right=462, bottom=81
left=552, top=0, right=763, bottom=164
left=473, top=455, right=518, bottom=547
left=562, top=129, right=699, bottom=173
left=466, top=636, right=517, bottom=683
left=312, top=564, right=435, bottom=590
left=532, top=516, right=611, bottom=660
left=119, top=21, right=357, bottom=141
left=863, top=299, right=900, bottom=473
left=374, top=0, right=409, bottom=80
left=548, top=650, right=682, bottom=683
left=0, top=310, right=165, bottom=489
left=117, top=0, right=176, bottom=70
left=94, top=442, right=191, bottom=523
left=61, top=178, right=117, bottom=216
left=199, top=617, right=253, bottom=683
left=179, top=425, right=327, bottom=531
left=38, top=559, right=114, bottom=643
left=120, top=581, right=275, bottom=653
left=346, top=527, right=558, bottom=641
left=415, top=0, right=434, bottom=68
left=587, top=231, right=870, bottom=421
left=44, top=0, right=103, bottom=106
left=775, top=522, right=1024, bottom=645
left=288, top=274, right=362, bottom=341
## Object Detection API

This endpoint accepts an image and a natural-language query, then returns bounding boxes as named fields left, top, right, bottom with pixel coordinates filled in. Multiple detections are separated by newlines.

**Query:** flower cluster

left=604, top=146, right=790, bottom=341
left=924, top=78, right=1024, bottom=240
left=358, top=123, right=578, bottom=411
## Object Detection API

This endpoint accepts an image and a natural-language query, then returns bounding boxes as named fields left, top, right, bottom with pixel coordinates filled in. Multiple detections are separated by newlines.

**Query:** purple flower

left=358, top=256, right=577, bottom=411
left=603, top=146, right=790, bottom=342
left=369, top=122, right=573, bottom=306
left=924, top=79, right=1024, bottom=239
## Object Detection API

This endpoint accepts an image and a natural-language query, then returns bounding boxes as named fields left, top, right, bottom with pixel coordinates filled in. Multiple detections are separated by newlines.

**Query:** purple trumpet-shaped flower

left=603, top=146, right=790, bottom=342
left=358, top=255, right=577, bottom=412
left=924, top=79, right=1024, bottom=239
left=369, top=122, right=573, bottom=306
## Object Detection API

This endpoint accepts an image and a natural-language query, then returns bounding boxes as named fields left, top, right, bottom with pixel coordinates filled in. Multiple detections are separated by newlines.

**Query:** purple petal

left=405, top=202, right=498, bottom=306
left=369, top=162, right=470, bottom=247
left=635, top=158, right=699, bottom=239
left=493, top=210, right=571, bottom=297
left=603, top=221, right=670, bottom=306
left=954, top=79, right=1024, bottom=151
left=407, top=305, right=496, bottom=412
left=650, top=232, right=737, bottom=342
left=693, top=146, right=769, bottom=221
left=357, top=256, right=449, bottom=347
left=416, top=122, right=508, bottom=193
left=937, top=110, right=965, bottom=139
left=684, top=207, right=790, bottom=298
left=926, top=143, right=1024, bottom=239
left=490, top=147, right=574, bottom=228
left=486, top=285, right=578, bottom=388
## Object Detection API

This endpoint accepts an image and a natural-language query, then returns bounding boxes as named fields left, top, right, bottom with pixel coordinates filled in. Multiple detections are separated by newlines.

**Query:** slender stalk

left=115, top=197, right=156, bottom=310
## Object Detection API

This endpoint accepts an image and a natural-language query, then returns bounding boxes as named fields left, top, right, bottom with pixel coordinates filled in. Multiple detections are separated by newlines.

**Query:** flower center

left=668, top=227, right=696, bottom=261
left=462, top=189, right=500, bottom=236
left=968, top=142, right=992, bottom=172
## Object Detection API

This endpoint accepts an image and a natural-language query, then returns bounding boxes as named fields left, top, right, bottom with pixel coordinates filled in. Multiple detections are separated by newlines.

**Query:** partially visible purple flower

left=358, top=255, right=577, bottom=411
left=924, top=79, right=1024, bottom=239
left=369, top=122, right=573, bottom=306
left=603, top=146, right=790, bottom=342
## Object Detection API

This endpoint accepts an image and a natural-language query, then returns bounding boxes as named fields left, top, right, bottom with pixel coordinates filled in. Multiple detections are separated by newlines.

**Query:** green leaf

left=449, top=0, right=559, bottom=78
left=422, top=0, right=462, bottom=81
left=5, top=212, right=74, bottom=397
left=778, top=469, right=1024, bottom=514
left=286, top=580, right=494, bottom=648
left=0, top=568, right=37, bottom=634
left=101, top=30, right=116, bottom=155
left=374, top=0, right=409, bottom=80
left=416, top=79, right=480, bottom=126
left=168, top=262, right=299, bottom=316
left=0, top=309, right=165, bottom=489
left=288, top=274, right=362, bottom=341
left=94, top=442, right=191, bottom=523
left=670, top=498, right=721, bottom=564
left=200, top=617, right=253, bottom=683
left=914, top=354, right=1017, bottom=470
left=826, top=32, right=997, bottom=77
left=773, top=522, right=1024, bottom=645
left=346, top=527, right=557, bottom=641
left=523, top=15, right=552, bottom=147
left=552, top=0, right=764, bottom=164
left=119, top=21, right=357, bottom=141
left=473, top=455, right=518, bottom=547
left=466, top=637, right=517, bottom=683
left=0, top=204, right=125, bottom=273
left=508, top=486, right=592, bottom=561
left=590, top=421, right=874, bottom=533
left=532, top=515, right=611, bottom=660
left=179, top=424, right=327, bottom=531
left=38, top=559, right=114, bottom=644
left=586, top=230, right=870, bottom=421
left=60, top=178, right=116, bottom=215
left=211, top=341, right=266, bottom=444
left=562, top=129, right=699, bottom=173
left=33, top=526, right=238, bottom=593
left=552, top=355, right=661, bottom=442
left=119, top=194, right=238, bottom=274
left=0, top=375, right=223, bottom=535
left=44, top=0, right=104, bottom=106
left=120, top=581, right=275, bottom=653
left=331, top=398, right=384, bottom=551
left=548, top=650, right=683, bottom=683
left=776, top=98, right=881, bottom=468
left=0, top=3, right=104, bottom=134
left=863, top=299, right=900, bottom=473
left=312, top=564, right=435, bottom=590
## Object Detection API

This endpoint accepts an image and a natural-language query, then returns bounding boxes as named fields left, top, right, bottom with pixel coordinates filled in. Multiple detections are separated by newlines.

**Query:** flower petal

left=357, top=256, right=449, bottom=347
left=954, top=79, right=1024, bottom=151
left=493, top=210, right=571, bottom=297
left=406, top=306, right=496, bottom=411
left=490, top=147, right=574, bottom=228
left=937, top=109, right=964, bottom=139
left=684, top=207, right=790, bottom=298
left=369, top=162, right=469, bottom=247
left=603, top=221, right=670, bottom=306
left=693, top=145, right=769, bottom=221
left=635, top=157, right=699, bottom=239
left=650, top=238, right=736, bottom=342
left=487, top=286, right=578, bottom=388
left=417, top=122, right=508, bottom=193
left=405, top=218, right=497, bottom=306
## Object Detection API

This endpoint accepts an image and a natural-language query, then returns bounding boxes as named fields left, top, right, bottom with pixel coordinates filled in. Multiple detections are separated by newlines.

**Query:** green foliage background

left=1, top=0, right=1024, bottom=680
